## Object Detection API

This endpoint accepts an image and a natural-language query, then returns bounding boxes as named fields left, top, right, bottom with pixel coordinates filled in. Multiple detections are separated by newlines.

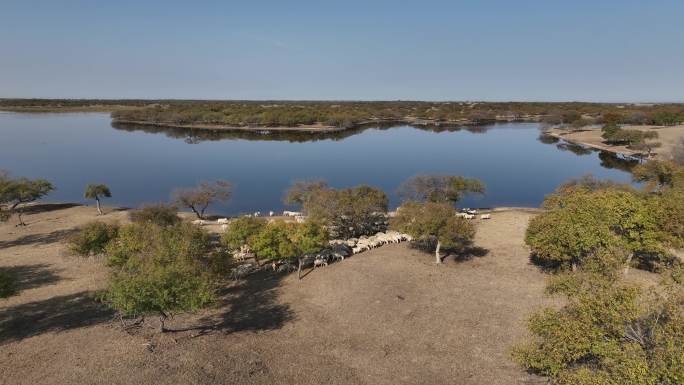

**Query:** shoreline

left=112, top=115, right=539, bottom=133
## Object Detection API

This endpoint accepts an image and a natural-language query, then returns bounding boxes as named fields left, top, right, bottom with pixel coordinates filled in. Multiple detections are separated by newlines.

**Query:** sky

left=1, top=0, right=683, bottom=102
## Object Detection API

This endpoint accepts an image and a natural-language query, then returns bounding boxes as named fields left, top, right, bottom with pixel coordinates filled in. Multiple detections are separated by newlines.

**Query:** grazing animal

left=313, top=257, right=328, bottom=268
left=269, top=211, right=274, bottom=217
left=254, top=211, right=261, bottom=217
left=191, top=219, right=205, bottom=225
left=480, top=214, right=491, bottom=220
left=217, top=218, right=229, bottom=224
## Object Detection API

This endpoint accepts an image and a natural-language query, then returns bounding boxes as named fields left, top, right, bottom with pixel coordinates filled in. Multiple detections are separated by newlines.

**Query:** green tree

left=514, top=272, right=684, bottom=385
left=286, top=181, right=388, bottom=238
left=172, top=180, right=232, bottom=219
left=398, top=175, right=485, bottom=205
left=390, top=201, right=475, bottom=263
left=102, top=222, right=216, bottom=332
left=0, top=176, right=54, bottom=225
left=84, top=183, right=112, bottom=215
left=248, top=220, right=328, bottom=262
left=528, top=185, right=671, bottom=273
left=220, top=216, right=267, bottom=250
left=632, top=160, right=684, bottom=192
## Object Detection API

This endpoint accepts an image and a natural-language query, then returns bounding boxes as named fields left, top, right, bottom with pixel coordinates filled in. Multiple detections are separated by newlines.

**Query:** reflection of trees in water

left=555, top=142, right=595, bottom=156
left=537, top=133, right=560, bottom=144
left=110, top=121, right=499, bottom=144
left=598, top=151, right=639, bottom=172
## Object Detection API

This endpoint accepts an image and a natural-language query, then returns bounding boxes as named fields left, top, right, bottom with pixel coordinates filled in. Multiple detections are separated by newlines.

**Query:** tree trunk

left=435, top=240, right=442, bottom=264
left=95, top=197, right=102, bottom=215
left=190, top=206, right=202, bottom=219
left=624, top=253, right=634, bottom=276
left=297, top=256, right=302, bottom=280
left=16, top=209, right=25, bottom=226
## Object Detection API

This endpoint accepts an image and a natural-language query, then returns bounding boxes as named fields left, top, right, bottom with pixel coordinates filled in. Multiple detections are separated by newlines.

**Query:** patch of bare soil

left=0, top=205, right=556, bottom=385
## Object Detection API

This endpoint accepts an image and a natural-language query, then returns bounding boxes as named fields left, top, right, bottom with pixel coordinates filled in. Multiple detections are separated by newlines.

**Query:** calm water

left=0, top=112, right=636, bottom=214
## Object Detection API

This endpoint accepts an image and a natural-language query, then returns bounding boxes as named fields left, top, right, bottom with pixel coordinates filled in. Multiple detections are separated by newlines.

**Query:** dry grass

left=0, top=204, right=572, bottom=384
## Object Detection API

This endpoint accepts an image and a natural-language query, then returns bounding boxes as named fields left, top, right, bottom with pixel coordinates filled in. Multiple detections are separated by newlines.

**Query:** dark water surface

left=0, top=112, right=635, bottom=214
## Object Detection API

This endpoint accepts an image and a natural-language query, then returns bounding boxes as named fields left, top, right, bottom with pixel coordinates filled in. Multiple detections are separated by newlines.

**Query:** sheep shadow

left=1, top=264, right=62, bottom=292
left=0, top=291, right=114, bottom=345
left=0, top=228, right=79, bottom=249
left=198, top=270, right=294, bottom=335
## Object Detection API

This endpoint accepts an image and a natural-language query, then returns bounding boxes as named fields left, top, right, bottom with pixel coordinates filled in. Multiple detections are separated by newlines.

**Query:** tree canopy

left=527, top=179, right=673, bottom=273
left=515, top=271, right=684, bottom=385
left=285, top=181, right=388, bottom=238
left=0, top=174, right=54, bottom=225
left=391, top=201, right=475, bottom=263
left=398, top=175, right=485, bottom=205
left=172, top=180, right=232, bottom=219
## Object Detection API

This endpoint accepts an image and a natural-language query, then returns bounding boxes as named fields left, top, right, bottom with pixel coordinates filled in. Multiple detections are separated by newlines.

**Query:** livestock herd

left=191, top=209, right=492, bottom=279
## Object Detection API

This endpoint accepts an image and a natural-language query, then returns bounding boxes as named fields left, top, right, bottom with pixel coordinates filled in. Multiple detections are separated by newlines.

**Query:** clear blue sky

left=1, top=0, right=682, bottom=102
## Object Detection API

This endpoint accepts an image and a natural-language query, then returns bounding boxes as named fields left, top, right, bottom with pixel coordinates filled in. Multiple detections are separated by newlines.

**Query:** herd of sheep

left=192, top=209, right=492, bottom=279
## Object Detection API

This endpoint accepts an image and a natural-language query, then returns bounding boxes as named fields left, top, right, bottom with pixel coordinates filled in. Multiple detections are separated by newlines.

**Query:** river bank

left=546, top=124, right=684, bottom=161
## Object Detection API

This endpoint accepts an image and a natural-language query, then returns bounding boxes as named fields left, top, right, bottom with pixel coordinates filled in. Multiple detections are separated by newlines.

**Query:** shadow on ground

left=1, top=264, right=62, bottom=292
left=0, top=228, right=79, bottom=249
left=450, top=246, right=490, bottom=262
left=196, top=270, right=294, bottom=335
left=19, top=203, right=81, bottom=215
left=0, top=291, right=114, bottom=345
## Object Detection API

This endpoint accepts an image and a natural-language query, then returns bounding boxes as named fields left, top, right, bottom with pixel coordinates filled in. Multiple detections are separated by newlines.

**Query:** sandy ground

left=548, top=124, right=684, bottom=160
left=0, top=203, right=637, bottom=385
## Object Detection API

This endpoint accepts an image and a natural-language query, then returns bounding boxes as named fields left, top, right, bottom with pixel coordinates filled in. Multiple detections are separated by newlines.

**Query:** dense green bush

left=101, top=222, right=216, bottom=331
left=220, top=216, right=266, bottom=251
left=129, top=203, right=180, bottom=226
left=514, top=272, right=684, bottom=385
left=68, top=221, right=119, bottom=256
left=249, top=220, right=328, bottom=262
left=526, top=180, right=673, bottom=273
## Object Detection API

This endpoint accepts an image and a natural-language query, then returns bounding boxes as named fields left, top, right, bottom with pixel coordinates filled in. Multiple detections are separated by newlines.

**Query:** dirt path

left=0, top=205, right=552, bottom=385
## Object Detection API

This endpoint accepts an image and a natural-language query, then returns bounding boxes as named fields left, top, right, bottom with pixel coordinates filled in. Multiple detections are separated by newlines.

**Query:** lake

left=0, top=112, right=636, bottom=214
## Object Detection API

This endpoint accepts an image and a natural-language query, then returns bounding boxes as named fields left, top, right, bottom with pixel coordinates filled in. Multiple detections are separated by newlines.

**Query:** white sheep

left=217, top=218, right=229, bottom=224
left=269, top=211, right=274, bottom=217
left=283, top=210, right=301, bottom=217
left=480, top=214, right=491, bottom=220
left=191, top=219, right=205, bottom=225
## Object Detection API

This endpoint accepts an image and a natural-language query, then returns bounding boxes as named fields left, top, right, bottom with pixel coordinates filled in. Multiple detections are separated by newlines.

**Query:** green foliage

left=129, top=203, right=180, bottom=227
left=84, top=183, right=111, bottom=200
left=390, top=201, right=475, bottom=261
left=67, top=221, right=119, bottom=256
left=632, top=159, right=684, bottom=192
left=514, top=274, right=684, bottom=385
left=220, top=216, right=267, bottom=250
left=287, top=181, right=388, bottom=238
left=650, top=111, right=684, bottom=126
left=0, top=174, right=54, bottom=223
left=528, top=184, right=672, bottom=272
left=398, top=175, right=485, bottom=204
left=0, top=269, right=17, bottom=298
left=101, top=222, right=216, bottom=320
left=248, top=220, right=328, bottom=261
left=601, top=125, right=658, bottom=146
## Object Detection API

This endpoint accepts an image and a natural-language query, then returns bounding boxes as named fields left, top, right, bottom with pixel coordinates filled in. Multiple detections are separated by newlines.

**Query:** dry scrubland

left=1, top=205, right=540, bottom=385
left=0, top=204, right=657, bottom=385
